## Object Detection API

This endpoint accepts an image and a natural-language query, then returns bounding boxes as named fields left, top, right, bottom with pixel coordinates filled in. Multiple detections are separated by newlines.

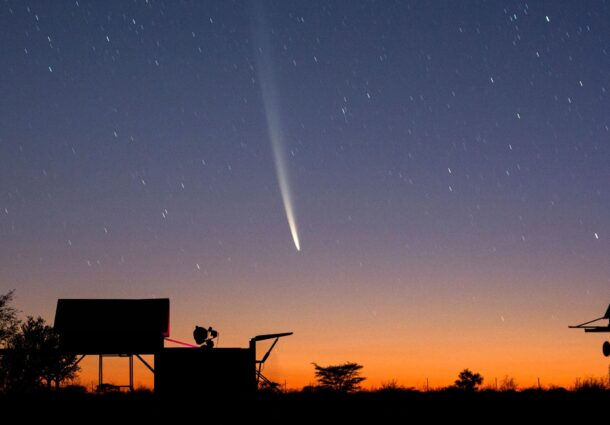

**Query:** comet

left=252, top=4, right=301, bottom=251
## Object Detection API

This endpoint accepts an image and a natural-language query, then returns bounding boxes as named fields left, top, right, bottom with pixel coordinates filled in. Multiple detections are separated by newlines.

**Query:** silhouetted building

left=53, top=298, right=291, bottom=396
left=54, top=298, right=170, bottom=355
left=155, top=347, right=256, bottom=397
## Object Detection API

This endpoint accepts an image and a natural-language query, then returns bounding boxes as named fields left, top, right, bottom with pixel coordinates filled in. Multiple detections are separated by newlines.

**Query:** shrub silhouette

left=258, top=379, right=282, bottom=393
left=312, top=361, right=365, bottom=392
left=378, top=379, right=415, bottom=394
left=499, top=375, right=518, bottom=391
left=454, top=368, right=483, bottom=391
left=573, top=376, right=608, bottom=392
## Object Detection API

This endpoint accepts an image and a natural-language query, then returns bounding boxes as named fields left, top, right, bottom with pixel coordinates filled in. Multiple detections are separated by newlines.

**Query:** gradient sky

left=1, top=1, right=609, bottom=389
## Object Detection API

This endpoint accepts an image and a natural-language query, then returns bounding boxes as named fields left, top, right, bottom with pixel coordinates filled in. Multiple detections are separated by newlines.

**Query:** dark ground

left=1, top=388, right=609, bottom=423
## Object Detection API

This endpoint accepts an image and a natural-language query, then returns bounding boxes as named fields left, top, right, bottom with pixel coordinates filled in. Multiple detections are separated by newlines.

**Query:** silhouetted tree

left=1, top=316, right=80, bottom=392
left=38, top=320, right=81, bottom=389
left=312, top=362, right=366, bottom=392
left=0, top=290, right=20, bottom=391
left=454, top=368, right=483, bottom=391
left=0, top=290, right=19, bottom=348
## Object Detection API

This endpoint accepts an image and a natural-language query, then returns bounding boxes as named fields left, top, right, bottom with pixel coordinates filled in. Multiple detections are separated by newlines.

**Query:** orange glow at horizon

left=73, top=335, right=609, bottom=391
left=69, top=294, right=609, bottom=391
left=17, top=248, right=609, bottom=392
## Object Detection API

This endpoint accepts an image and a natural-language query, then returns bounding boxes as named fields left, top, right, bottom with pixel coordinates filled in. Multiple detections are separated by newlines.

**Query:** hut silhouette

left=54, top=298, right=291, bottom=396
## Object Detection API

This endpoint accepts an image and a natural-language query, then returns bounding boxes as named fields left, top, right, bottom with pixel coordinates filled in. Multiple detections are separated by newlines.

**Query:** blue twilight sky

left=1, top=0, right=608, bottom=387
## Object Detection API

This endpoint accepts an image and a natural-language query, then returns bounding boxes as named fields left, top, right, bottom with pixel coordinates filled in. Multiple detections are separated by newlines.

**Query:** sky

left=1, top=0, right=609, bottom=389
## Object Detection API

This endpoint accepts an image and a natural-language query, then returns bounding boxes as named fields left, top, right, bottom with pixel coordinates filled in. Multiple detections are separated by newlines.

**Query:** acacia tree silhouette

left=454, top=368, right=484, bottom=391
left=312, top=362, right=366, bottom=392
